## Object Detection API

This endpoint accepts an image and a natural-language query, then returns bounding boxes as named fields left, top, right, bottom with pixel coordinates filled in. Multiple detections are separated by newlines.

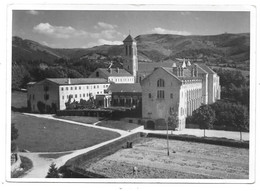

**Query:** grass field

left=85, top=138, right=249, bottom=179
left=55, top=116, right=100, bottom=124
left=97, top=120, right=140, bottom=131
left=12, top=112, right=120, bottom=152
left=11, top=91, right=120, bottom=152
left=55, top=115, right=141, bottom=131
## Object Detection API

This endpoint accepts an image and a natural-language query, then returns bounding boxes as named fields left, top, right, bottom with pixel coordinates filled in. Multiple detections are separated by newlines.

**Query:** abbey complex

left=27, top=35, right=221, bottom=130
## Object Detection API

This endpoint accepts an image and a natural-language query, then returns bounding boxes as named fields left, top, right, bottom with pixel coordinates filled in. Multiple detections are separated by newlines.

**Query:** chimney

left=187, top=59, right=191, bottom=66
left=194, top=64, right=198, bottom=77
left=182, top=58, right=186, bottom=68
left=67, top=78, right=71, bottom=84
left=172, top=63, right=178, bottom=76
left=180, top=67, right=184, bottom=77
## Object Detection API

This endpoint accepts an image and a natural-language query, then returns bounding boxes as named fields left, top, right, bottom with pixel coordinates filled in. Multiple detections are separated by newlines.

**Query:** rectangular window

left=149, top=93, right=151, bottom=98
left=97, top=85, right=99, bottom=88
left=157, top=90, right=165, bottom=99
left=79, top=86, right=81, bottom=90
left=71, top=87, right=73, bottom=90
left=170, top=93, right=173, bottom=99
left=61, top=87, right=64, bottom=91
left=86, top=86, right=88, bottom=89
left=75, top=87, right=77, bottom=90
left=83, top=94, right=85, bottom=97
left=80, top=94, right=81, bottom=97
left=75, top=94, right=77, bottom=98
left=62, top=96, right=64, bottom=100
left=94, top=86, right=96, bottom=89
left=66, top=87, right=68, bottom=90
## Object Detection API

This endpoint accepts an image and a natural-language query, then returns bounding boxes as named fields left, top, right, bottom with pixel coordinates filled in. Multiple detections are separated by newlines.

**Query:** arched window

left=157, top=79, right=165, bottom=87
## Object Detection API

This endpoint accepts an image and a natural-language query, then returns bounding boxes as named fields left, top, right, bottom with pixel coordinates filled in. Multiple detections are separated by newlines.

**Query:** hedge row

left=147, top=133, right=249, bottom=148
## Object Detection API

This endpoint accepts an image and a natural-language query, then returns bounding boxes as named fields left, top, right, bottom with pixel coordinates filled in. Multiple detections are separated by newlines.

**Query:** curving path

left=19, top=113, right=144, bottom=178
left=18, top=113, right=249, bottom=179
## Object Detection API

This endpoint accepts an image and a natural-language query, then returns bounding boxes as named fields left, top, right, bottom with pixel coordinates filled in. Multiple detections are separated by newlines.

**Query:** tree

left=46, top=163, right=60, bottom=178
left=11, top=123, right=19, bottom=152
left=11, top=123, right=19, bottom=141
left=231, top=105, right=249, bottom=141
left=192, top=105, right=216, bottom=137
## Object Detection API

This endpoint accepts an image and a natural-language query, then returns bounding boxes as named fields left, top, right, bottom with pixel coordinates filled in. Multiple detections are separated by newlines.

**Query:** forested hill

left=12, top=33, right=249, bottom=89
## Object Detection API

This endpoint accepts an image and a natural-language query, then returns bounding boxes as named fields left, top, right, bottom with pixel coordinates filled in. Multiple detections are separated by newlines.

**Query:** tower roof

left=123, top=35, right=135, bottom=42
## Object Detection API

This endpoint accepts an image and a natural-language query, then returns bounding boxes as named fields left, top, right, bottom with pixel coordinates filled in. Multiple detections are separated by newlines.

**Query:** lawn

left=97, top=120, right=140, bottom=131
left=55, top=115, right=141, bottom=131
left=55, top=116, right=100, bottom=124
left=12, top=112, right=120, bottom=152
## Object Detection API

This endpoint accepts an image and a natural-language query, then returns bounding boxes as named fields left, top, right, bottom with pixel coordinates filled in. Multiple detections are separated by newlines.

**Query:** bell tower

left=123, top=34, right=138, bottom=82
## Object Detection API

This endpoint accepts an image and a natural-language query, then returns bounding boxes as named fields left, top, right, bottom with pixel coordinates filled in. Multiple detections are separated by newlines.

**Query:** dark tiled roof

left=161, top=67, right=202, bottom=81
left=98, top=68, right=133, bottom=77
left=108, top=83, right=142, bottom=93
left=197, top=64, right=215, bottom=74
left=123, top=35, right=135, bottom=42
left=46, top=78, right=108, bottom=85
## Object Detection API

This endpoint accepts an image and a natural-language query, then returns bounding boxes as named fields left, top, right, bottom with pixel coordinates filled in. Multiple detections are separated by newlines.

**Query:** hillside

left=12, top=33, right=250, bottom=89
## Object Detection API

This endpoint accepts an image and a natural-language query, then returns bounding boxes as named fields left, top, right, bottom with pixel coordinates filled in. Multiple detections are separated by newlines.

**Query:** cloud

left=41, top=41, right=56, bottom=48
left=94, top=22, right=117, bottom=30
left=180, top=11, right=191, bottom=16
left=86, top=39, right=122, bottom=48
left=98, top=39, right=123, bottom=45
left=33, top=23, right=88, bottom=39
left=26, top=10, right=40, bottom=15
left=151, top=27, right=191, bottom=35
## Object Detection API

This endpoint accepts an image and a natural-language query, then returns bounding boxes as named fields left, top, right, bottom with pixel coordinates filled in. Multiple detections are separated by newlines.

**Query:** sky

left=12, top=10, right=250, bottom=48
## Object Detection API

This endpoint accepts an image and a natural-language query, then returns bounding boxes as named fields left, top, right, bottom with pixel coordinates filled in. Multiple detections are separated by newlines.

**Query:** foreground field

left=12, top=112, right=120, bottom=152
left=85, top=138, right=249, bottom=179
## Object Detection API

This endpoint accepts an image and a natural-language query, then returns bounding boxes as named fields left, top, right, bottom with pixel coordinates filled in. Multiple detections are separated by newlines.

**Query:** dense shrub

left=46, top=163, right=60, bottom=178
left=188, top=100, right=249, bottom=132
left=213, top=68, right=249, bottom=109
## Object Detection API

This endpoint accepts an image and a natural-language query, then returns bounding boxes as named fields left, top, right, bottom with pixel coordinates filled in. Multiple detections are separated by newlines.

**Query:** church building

left=89, top=34, right=138, bottom=83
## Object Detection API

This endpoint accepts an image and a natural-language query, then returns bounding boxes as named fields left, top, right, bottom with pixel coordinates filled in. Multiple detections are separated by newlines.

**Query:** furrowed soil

left=84, top=138, right=249, bottom=179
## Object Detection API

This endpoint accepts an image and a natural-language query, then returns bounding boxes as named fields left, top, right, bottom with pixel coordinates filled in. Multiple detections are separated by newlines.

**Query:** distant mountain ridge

left=12, top=33, right=250, bottom=89
left=13, top=33, right=249, bottom=66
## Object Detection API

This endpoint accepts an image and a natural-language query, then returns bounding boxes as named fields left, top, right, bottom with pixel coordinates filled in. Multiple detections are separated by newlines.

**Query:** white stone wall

left=27, top=80, right=59, bottom=112
left=59, top=83, right=110, bottom=110
left=123, top=41, right=138, bottom=82
left=142, top=68, right=181, bottom=121
left=108, top=76, right=134, bottom=83
left=141, top=67, right=203, bottom=130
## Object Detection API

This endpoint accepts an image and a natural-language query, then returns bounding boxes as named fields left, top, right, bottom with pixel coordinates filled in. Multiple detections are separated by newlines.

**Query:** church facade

left=27, top=34, right=221, bottom=131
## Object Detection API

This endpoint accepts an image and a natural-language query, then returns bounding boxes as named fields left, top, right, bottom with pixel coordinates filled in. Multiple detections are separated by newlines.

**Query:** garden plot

left=84, top=138, right=249, bottom=179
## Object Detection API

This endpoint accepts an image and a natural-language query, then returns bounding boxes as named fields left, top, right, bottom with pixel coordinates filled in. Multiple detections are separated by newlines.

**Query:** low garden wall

left=147, top=133, right=249, bottom=148
left=56, top=109, right=112, bottom=118
left=63, top=132, right=145, bottom=177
